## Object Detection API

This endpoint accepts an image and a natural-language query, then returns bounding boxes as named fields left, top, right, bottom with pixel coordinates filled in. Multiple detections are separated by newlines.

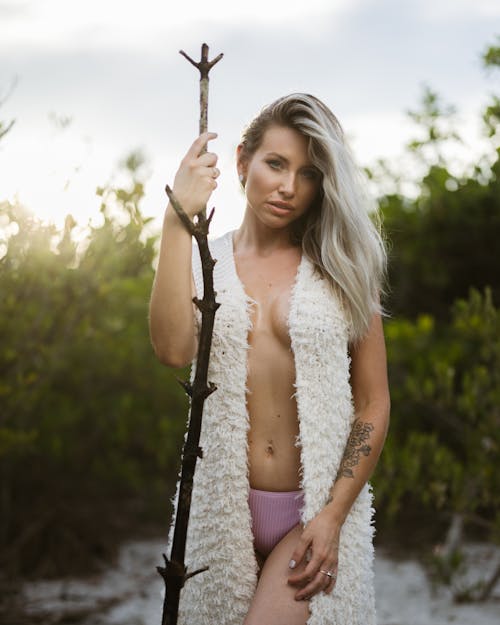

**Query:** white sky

left=0, top=0, right=498, bottom=237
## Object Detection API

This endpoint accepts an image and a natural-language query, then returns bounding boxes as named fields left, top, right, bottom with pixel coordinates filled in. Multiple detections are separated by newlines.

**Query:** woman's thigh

left=244, top=524, right=310, bottom=625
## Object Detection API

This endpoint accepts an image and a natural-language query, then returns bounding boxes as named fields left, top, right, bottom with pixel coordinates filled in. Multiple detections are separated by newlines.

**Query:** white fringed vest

left=168, top=230, right=376, bottom=625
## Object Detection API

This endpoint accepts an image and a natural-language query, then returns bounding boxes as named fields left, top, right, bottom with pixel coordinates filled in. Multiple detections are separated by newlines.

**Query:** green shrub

left=375, top=289, right=500, bottom=541
left=0, top=178, right=187, bottom=576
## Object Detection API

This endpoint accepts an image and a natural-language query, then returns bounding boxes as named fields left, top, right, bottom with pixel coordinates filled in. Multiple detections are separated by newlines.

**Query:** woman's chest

left=234, top=254, right=301, bottom=347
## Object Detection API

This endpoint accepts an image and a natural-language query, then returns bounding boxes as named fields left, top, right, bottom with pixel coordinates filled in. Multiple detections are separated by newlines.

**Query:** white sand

left=22, top=539, right=500, bottom=624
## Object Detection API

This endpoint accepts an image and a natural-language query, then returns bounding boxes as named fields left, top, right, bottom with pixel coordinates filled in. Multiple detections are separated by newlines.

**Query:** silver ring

left=319, top=569, right=335, bottom=578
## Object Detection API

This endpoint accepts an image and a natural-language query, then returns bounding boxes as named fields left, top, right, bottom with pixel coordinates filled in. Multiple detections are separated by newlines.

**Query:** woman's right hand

left=169, top=131, right=219, bottom=219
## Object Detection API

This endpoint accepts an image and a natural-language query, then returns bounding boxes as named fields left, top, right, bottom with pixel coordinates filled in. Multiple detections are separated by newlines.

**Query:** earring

left=238, top=173, right=244, bottom=183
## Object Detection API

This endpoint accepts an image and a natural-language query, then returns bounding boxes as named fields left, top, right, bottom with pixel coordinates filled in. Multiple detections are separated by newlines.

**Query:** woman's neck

left=234, top=214, right=297, bottom=257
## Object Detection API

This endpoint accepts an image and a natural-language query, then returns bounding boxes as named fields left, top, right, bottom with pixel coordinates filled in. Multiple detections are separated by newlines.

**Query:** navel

left=265, top=439, right=274, bottom=455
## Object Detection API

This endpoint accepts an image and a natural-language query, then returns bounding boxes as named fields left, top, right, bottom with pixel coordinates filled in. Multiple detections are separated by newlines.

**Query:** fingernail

left=289, top=559, right=296, bottom=569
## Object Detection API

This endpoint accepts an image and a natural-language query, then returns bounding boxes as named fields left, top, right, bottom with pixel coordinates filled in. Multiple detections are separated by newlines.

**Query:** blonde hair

left=240, top=93, right=387, bottom=341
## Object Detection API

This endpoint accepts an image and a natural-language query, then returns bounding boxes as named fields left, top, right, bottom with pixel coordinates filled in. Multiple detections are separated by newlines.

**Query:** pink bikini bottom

left=248, top=488, right=304, bottom=557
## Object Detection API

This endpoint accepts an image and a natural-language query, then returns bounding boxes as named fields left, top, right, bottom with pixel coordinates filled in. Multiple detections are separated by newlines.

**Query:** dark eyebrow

left=265, top=151, right=289, bottom=164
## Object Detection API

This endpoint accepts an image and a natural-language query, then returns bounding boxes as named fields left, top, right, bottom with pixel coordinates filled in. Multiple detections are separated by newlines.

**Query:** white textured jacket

left=168, top=230, right=376, bottom=625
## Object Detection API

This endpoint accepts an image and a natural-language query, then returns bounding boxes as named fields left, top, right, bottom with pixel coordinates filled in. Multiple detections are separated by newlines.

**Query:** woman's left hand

left=287, top=509, right=341, bottom=601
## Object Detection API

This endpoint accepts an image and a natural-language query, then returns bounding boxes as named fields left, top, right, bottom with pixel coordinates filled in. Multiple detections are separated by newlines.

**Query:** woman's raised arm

left=148, top=132, right=219, bottom=368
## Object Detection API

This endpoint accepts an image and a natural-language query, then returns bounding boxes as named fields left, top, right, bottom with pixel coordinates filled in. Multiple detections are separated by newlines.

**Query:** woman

left=149, top=93, right=390, bottom=625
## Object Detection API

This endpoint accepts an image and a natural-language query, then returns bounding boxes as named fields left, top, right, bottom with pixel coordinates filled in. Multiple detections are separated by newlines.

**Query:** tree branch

left=157, top=43, right=222, bottom=625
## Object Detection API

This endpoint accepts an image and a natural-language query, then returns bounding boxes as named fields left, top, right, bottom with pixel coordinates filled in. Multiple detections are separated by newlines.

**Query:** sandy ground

left=20, top=539, right=500, bottom=625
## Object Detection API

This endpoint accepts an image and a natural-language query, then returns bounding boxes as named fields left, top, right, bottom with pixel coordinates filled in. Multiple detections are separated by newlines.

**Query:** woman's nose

left=278, top=172, right=295, bottom=196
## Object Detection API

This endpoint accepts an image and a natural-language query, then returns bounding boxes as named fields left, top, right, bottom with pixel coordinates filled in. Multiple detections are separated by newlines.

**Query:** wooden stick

left=157, top=43, right=222, bottom=625
left=180, top=43, right=223, bottom=207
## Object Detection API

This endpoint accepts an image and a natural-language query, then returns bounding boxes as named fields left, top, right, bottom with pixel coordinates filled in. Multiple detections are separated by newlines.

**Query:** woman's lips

left=267, top=201, right=293, bottom=214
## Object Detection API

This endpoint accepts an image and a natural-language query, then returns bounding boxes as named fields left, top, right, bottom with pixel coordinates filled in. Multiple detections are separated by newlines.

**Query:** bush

left=374, top=289, right=500, bottom=542
left=0, top=180, right=188, bottom=577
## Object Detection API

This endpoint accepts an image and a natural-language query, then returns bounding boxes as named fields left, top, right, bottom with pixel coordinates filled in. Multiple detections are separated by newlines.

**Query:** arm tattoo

left=336, top=419, right=374, bottom=480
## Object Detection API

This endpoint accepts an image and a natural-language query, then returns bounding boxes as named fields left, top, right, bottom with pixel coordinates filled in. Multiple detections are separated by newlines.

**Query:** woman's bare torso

left=233, top=243, right=302, bottom=492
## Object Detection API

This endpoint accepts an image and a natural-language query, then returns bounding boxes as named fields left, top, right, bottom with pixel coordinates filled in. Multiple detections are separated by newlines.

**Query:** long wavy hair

left=239, top=93, right=387, bottom=342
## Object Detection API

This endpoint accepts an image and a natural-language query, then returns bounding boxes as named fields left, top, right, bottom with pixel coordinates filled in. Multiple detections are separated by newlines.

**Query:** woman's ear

left=236, top=143, right=248, bottom=179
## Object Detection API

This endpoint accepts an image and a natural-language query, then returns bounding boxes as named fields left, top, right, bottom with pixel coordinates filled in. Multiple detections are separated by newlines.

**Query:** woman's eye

left=302, top=169, right=320, bottom=180
left=267, top=159, right=282, bottom=170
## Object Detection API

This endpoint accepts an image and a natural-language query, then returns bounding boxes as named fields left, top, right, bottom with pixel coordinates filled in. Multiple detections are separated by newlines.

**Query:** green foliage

left=481, top=35, right=500, bottom=69
left=405, top=85, right=462, bottom=167
left=368, top=44, right=500, bottom=320
left=0, top=166, right=188, bottom=577
left=381, top=152, right=500, bottom=318
left=374, top=289, right=500, bottom=537
left=481, top=36, right=500, bottom=139
left=371, top=76, right=500, bottom=320
left=372, top=42, right=500, bottom=545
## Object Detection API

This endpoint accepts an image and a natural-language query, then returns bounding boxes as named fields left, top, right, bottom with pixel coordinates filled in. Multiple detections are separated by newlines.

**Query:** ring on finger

left=319, top=569, right=336, bottom=579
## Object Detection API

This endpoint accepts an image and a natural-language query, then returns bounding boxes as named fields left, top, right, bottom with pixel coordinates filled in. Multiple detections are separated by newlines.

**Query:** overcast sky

left=0, top=0, right=498, bottom=237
